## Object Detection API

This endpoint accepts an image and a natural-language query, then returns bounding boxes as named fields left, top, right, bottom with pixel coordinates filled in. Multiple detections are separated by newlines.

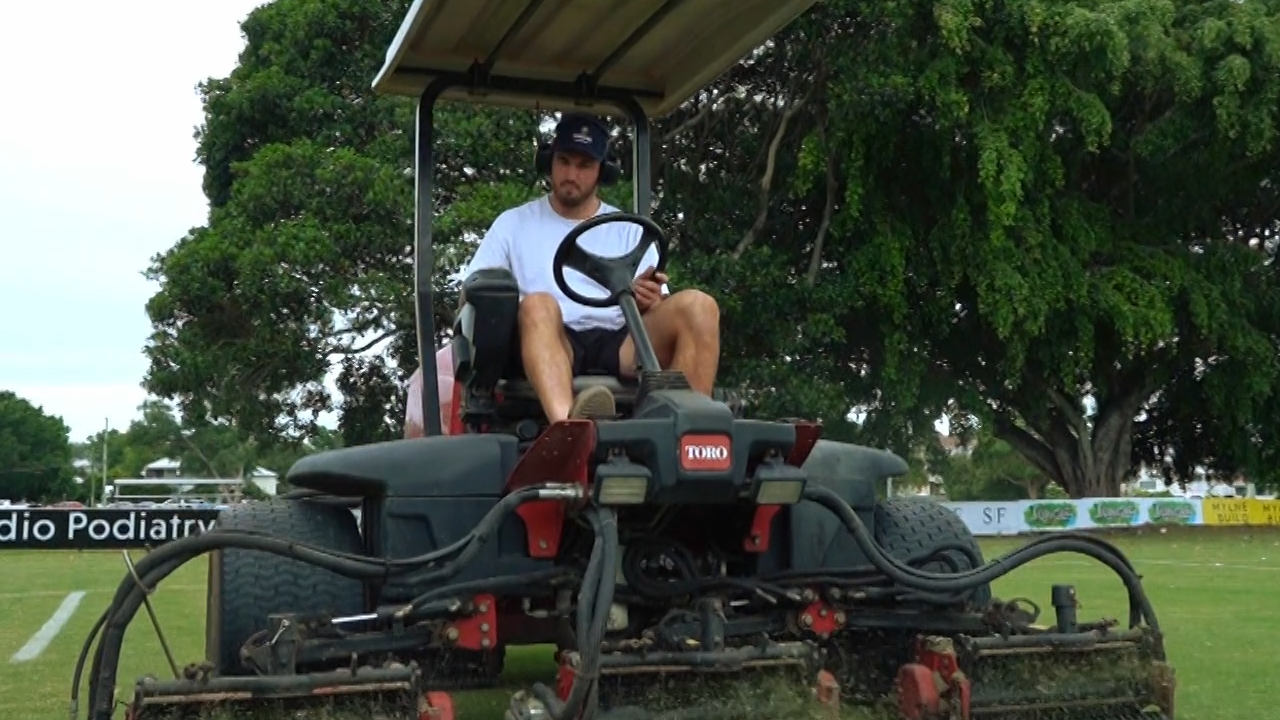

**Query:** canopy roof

left=371, top=0, right=819, bottom=118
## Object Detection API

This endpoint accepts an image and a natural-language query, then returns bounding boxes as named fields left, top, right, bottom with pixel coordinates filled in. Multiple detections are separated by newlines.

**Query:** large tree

left=0, top=391, right=76, bottom=502
left=815, top=0, right=1280, bottom=496
left=142, top=0, right=1280, bottom=498
left=662, top=0, right=1280, bottom=496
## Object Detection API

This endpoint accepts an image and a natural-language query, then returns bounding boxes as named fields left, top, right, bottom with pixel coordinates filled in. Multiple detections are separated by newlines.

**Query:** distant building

left=119, top=458, right=280, bottom=498
left=141, top=458, right=182, bottom=479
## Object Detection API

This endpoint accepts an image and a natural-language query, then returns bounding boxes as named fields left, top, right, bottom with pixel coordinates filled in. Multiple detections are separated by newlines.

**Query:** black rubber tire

left=874, top=496, right=992, bottom=610
left=205, top=499, right=365, bottom=674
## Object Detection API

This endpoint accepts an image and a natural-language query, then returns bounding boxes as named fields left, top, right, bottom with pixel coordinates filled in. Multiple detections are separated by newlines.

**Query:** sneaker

left=568, top=385, right=617, bottom=420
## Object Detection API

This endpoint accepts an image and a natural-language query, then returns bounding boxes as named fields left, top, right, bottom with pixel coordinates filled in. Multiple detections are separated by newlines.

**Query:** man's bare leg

left=520, top=292, right=617, bottom=421
left=617, top=289, right=720, bottom=394
left=519, top=293, right=575, bottom=421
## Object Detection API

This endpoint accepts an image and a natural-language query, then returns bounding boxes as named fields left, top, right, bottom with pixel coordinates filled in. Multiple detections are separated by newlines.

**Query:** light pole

left=99, top=417, right=108, bottom=508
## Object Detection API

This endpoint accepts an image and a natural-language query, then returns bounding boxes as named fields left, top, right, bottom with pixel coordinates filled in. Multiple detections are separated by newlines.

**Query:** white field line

left=10, top=591, right=85, bottom=663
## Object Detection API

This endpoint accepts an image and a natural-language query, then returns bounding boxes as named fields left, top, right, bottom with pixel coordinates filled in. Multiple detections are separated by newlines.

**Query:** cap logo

left=572, top=126, right=593, bottom=145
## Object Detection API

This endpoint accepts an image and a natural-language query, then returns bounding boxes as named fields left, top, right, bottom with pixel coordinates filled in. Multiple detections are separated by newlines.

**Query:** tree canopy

left=0, top=391, right=76, bottom=503
left=142, top=0, right=1280, bottom=498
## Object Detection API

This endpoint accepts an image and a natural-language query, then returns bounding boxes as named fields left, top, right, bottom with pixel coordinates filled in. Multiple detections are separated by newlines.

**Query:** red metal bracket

left=896, top=635, right=971, bottom=720
left=786, top=421, right=822, bottom=466
left=506, top=420, right=595, bottom=558
left=420, top=691, right=455, bottom=720
left=797, top=599, right=845, bottom=638
left=516, top=501, right=565, bottom=559
left=815, top=669, right=841, bottom=720
left=556, top=662, right=576, bottom=701
left=744, top=504, right=782, bottom=552
left=895, top=663, right=941, bottom=720
left=446, top=594, right=498, bottom=651
left=744, top=421, right=821, bottom=554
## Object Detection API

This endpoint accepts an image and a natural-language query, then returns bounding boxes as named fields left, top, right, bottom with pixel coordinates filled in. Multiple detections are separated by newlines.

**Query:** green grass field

left=3, top=526, right=1278, bottom=720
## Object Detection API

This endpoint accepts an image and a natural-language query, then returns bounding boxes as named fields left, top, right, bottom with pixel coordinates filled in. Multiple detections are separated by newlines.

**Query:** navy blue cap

left=551, top=113, right=609, bottom=163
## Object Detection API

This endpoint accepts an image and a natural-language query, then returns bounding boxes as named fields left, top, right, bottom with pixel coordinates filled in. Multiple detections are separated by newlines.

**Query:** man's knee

left=668, top=289, right=720, bottom=328
left=518, top=293, right=573, bottom=364
left=519, top=292, right=562, bottom=327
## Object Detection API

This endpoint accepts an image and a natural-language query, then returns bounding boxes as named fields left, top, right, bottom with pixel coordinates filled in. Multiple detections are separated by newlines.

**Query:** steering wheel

left=552, top=212, right=669, bottom=308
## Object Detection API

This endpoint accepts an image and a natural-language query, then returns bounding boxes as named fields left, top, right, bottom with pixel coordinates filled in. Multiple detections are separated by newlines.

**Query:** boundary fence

left=3, top=497, right=1278, bottom=550
left=942, top=497, right=1280, bottom=536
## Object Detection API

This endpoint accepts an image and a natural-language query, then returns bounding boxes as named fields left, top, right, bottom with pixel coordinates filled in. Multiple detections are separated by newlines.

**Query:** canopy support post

left=415, top=79, right=448, bottom=437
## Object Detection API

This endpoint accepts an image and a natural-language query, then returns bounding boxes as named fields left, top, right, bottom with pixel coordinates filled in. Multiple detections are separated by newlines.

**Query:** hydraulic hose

left=529, top=506, right=619, bottom=720
left=802, top=486, right=1161, bottom=636
left=75, top=485, right=561, bottom=720
left=403, top=567, right=580, bottom=619
left=614, top=535, right=982, bottom=606
left=227, top=485, right=550, bottom=572
left=67, top=608, right=108, bottom=720
left=763, top=534, right=1119, bottom=608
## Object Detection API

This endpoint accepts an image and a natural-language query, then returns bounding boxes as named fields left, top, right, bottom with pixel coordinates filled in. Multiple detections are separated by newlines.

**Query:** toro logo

left=679, top=434, right=732, bottom=472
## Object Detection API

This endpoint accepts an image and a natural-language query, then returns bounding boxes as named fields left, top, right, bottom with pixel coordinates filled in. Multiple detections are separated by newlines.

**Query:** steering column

left=552, top=213, right=670, bottom=376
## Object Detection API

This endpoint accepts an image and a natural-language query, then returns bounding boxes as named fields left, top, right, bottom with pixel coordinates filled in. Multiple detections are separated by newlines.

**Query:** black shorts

left=565, top=326, right=629, bottom=377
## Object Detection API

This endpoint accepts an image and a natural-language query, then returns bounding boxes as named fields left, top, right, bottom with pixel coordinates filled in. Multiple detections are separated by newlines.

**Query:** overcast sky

left=1, top=0, right=269, bottom=442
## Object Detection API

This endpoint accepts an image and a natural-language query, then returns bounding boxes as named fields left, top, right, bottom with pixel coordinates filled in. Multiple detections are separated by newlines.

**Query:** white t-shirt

left=463, top=196, right=668, bottom=331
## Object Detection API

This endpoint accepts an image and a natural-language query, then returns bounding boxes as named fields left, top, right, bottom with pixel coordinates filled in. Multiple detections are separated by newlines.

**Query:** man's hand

left=633, top=266, right=668, bottom=312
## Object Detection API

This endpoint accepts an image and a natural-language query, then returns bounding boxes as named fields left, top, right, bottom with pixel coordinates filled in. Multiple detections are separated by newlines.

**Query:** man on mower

left=461, top=112, right=721, bottom=422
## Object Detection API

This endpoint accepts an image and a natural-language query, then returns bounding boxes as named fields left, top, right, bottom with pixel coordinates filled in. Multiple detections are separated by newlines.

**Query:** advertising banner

left=1021, top=500, right=1086, bottom=531
left=0, top=508, right=220, bottom=550
left=1202, top=498, right=1251, bottom=526
left=1085, top=499, right=1143, bottom=528
left=1141, top=497, right=1200, bottom=526
left=1246, top=499, right=1280, bottom=526
left=942, top=501, right=1025, bottom=535
left=946, top=496, right=1207, bottom=536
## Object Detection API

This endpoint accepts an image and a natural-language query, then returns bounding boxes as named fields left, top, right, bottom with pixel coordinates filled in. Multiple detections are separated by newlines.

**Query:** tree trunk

left=994, top=377, right=1152, bottom=498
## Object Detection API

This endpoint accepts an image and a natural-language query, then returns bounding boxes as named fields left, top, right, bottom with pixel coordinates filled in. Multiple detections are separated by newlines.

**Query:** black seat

left=286, top=434, right=520, bottom=498
left=453, top=268, right=642, bottom=417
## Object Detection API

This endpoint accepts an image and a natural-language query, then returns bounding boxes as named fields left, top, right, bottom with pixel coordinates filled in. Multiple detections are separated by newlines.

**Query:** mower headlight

left=755, top=479, right=805, bottom=505
left=594, top=458, right=652, bottom=505
left=751, top=457, right=807, bottom=505
left=597, top=476, right=649, bottom=504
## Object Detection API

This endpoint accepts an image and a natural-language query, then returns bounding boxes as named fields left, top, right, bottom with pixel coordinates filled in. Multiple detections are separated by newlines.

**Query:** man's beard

left=554, top=180, right=596, bottom=207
